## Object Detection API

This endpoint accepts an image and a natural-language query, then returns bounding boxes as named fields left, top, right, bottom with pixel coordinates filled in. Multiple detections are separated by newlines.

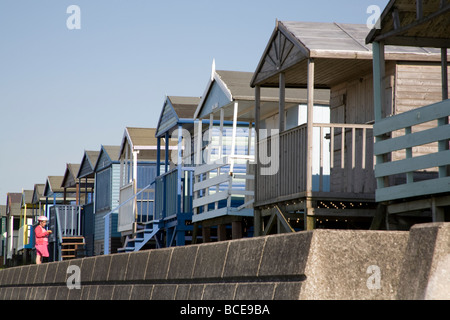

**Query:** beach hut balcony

left=155, top=167, right=195, bottom=221
left=118, top=180, right=155, bottom=232
left=374, top=99, right=450, bottom=203
left=192, top=155, right=255, bottom=223
left=255, top=122, right=375, bottom=206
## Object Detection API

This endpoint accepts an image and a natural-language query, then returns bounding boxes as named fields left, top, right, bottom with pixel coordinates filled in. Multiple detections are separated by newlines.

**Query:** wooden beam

left=373, top=41, right=386, bottom=190
left=306, top=59, right=315, bottom=196
left=416, top=0, right=423, bottom=20
left=279, top=72, right=285, bottom=132
left=392, top=8, right=401, bottom=29
left=373, top=3, right=450, bottom=44
left=442, top=48, right=449, bottom=100
left=263, top=211, right=276, bottom=236
left=274, top=205, right=295, bottom=233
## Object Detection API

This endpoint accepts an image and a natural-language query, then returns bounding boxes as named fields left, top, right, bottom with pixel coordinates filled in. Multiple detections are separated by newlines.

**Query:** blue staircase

left=118, top=221, right=161, bottom=253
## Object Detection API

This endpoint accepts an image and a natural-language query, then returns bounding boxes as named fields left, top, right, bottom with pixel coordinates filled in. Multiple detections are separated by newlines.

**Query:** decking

left=367, top=0, right=449, bottom=226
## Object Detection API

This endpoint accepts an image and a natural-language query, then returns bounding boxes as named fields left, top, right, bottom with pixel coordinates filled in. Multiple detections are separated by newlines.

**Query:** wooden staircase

left=61, top=237, right=85, bottom=260
left=118, top=222, right=161, bottom=253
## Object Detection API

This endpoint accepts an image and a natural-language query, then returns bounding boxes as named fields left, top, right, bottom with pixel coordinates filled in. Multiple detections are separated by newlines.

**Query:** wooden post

left=219, top=109, right=224, bottom=159
left=165, top=132, right=169, bottom=173
left=230, top=102, right=239, bottom=174
left=196, top=120, right=203, bottom=165
left=156, top=137, right=161, bottom=176
left=279, top=72, right=286, bottom=132
left=441, top=48, right=448, bottom=100
left=306, top=59, right=315, bottom=196
left=372, top=41, right=387, bottom=190
left=218, top=224, right=227, bottom=241
left=177, top=124, right=183, bottom=215
left=232, top=220, right=243, bottom=239
left=304, top=198, right=315, bottom=231
left=439, top=48, right=449, bottom=178
left=372, top=41, right=385, bottom=122
left=432, top=197, right=445, bottom=222
left=305, top=59, right=315, bottom=231
left=202, top=225, right=211, bottom=243
left=416, top=0, right=423, bottom=20
left=254, top=85, right=261, bottom=236
left=254, top=208, right=261, bottom=237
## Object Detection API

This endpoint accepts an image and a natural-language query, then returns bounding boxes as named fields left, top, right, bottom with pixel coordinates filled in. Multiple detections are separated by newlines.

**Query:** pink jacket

left=35, top=225, right=50, bottom=245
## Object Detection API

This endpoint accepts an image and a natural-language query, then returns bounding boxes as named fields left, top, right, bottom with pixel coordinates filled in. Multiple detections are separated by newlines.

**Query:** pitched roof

left=21, top=190, right=34, bottom=206
left=251, top=21, right=443, bottom=88
left=94, top=145, right=121, bottom=171
left=44, top=176, right=65, bottom=196
left=195, top=68, right=330, bottom=120
left=61, top=163, right=81, bottom=188
left=366, top=0, right=450, bottom=47
left=168, top=96, right=201, bottom=119
left=156, top=96, right=201, bottom=137
left=121, top=127, right=158, bottom=151
left=77, top=150, right=100, bottom=179
left=32, top=184, right=45, bottom=204
left=102, top=145, right=121, bottom=162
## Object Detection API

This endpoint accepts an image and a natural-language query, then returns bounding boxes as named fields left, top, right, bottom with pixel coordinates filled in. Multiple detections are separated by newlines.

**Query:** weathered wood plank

left=376, top=176, right=450, bottom=203
left=374, top=99, right=450, bottom=136
left=193, top=190, right=229, bottom=209
left=375, top=149, right=450, bottom=178
left=375, top=123, right=450, bottom=155
left=193, top=173, right=230, bottom=192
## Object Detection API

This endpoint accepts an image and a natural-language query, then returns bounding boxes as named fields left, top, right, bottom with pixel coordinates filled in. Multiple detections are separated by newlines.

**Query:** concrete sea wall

left=0, top=222, right=448, bottom=300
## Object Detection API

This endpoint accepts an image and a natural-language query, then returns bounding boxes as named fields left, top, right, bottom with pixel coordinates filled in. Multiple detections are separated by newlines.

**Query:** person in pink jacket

left=35, top=216, right=52, bottom=264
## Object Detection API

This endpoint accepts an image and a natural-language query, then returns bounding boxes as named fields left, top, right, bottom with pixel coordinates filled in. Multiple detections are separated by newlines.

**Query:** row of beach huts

left=1, top=0, right=449, bottom=267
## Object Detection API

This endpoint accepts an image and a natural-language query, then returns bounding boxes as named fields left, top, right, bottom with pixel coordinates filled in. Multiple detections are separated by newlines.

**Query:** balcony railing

left=155, top=167, right=194, bottom=221
left=118, top=182, right=155, bottom=232
left=256, top=123, right=374, bottom=205
left=17, top=223, right=33, bottom=251
left=192, top=155, right=254, bottom=222
left=374, top=99, right=450, bottom=202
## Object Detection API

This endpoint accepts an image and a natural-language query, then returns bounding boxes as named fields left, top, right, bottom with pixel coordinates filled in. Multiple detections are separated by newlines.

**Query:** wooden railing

left=374, top=99, right=450, bottom=202
left=256, top=123, right=374, bottom=205
left=17, top=223, right=33, bottom=251
left=192, top=156, right=254, bottom=222
left=118, top=182, right=156, bottom=232
left=155, top=167, right=194, bottom=221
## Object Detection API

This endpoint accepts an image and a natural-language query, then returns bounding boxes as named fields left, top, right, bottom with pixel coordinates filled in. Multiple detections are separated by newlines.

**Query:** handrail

left=104, top=179, right=156, bottom=255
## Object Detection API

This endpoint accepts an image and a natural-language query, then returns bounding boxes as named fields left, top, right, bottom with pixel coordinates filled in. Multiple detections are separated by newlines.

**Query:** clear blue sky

left=0, top=0, right=389, bottom=204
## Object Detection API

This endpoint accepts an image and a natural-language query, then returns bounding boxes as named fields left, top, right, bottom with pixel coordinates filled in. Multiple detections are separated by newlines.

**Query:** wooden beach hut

left=150, top=96, right=200, bottom=249
left=59, top=163, right=87, bottom=259
left=366, top=0, right=450, bottom=228
left=43, top=176, right=82, bottom=261
left=117, top=127, right=161, bottom=252
left=31, top=184, right=46, bottom=220
left=119, top=97, right=199, bottom=252
left=4, top=192, right=22, bottom=266
left=76, top=150, right=99, bottom=256
left=93, top=145, right=121, bottom=255
left=250, top=20, right=445, bottom=233
left=0, top=205, right=6, bottom=266
left=192, top=65, right=329, bottom=241
left=16, top=190, right=34, bottom=263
